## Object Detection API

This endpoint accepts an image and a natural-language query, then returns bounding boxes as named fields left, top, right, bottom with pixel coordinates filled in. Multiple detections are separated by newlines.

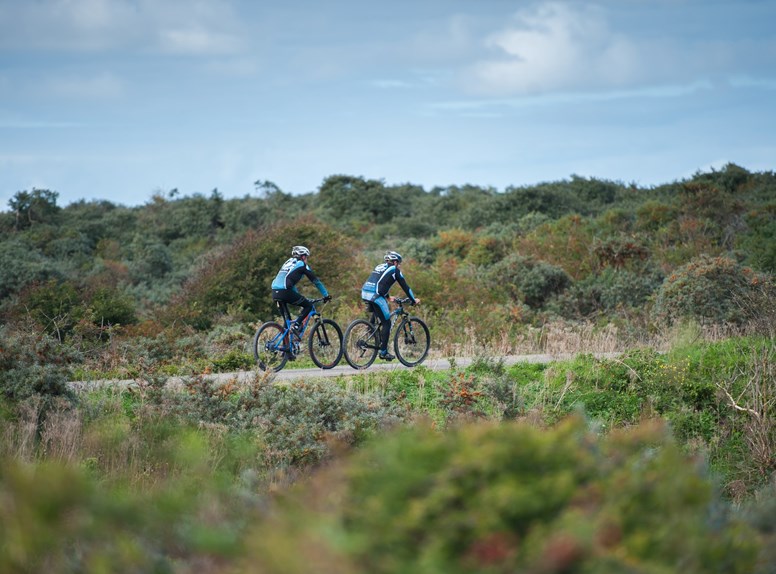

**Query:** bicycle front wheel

left=344, top=319, right=379, bottom=369
left=308, top=318, right=343, bottom=369
left=253, top=322, right=288, bottom=372
left=394, top=317, right=430, bottom=367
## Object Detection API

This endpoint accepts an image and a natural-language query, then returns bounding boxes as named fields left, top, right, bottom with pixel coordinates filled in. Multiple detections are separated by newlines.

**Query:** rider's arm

left=395, top=271, right=416, bottom=304
left=303, top=266, right=329, bottom=297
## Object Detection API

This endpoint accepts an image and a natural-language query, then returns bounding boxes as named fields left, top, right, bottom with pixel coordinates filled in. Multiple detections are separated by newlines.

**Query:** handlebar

left=393, top=297, right=416, bottom=305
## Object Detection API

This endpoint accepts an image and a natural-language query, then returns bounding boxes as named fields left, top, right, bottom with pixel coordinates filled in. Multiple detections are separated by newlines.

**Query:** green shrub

left=0, top=238, right=60, bottom=300
left=486, top=254, right=571, bottom=308
left=653, top=255, right=766, bottom=325
left=550, top=266, right=663, bottom=318
left=168, top=216, right=359, bottom=330
left=738, top=204, right=776, bottom=273
left=86, top=286, right=137, bottom=327
left=229, top=378, right=403, bottom=466
left=0, top=321, right=76, bottom=435
left=244, top=417, right=759, bottom=574
left=342, top=418, right=758, bottom=573
left=636, top=200, right=678, bottom=232
left=0, top=423, right=263, bottom=572
left=211, top=350, right=254, bottom=372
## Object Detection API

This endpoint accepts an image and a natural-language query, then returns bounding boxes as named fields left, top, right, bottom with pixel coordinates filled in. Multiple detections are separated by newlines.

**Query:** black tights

left=367, top=301, right=391, bottom=352
left=272, top=289, right=313, bottom=325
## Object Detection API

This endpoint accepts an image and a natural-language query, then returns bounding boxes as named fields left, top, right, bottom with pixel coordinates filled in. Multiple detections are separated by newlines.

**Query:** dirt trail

left=68, top=353, right=619, bottom=391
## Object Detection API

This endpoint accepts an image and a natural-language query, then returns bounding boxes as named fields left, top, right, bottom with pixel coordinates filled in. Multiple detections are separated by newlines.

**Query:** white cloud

left=463, top=2, right=640, bottom=96
left=459, top=1, right=776, bottom=98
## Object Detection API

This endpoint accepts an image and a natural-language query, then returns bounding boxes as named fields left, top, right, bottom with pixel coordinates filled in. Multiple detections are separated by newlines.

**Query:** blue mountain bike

left=253, top=298, right=343, bottom=372
left=343, top=297, right=430, bottom=369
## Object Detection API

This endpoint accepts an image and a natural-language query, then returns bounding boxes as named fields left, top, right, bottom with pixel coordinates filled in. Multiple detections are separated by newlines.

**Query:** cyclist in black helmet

left=272, top=245, right=331, bottom=334
left=360, top=250, right=420, bottom=360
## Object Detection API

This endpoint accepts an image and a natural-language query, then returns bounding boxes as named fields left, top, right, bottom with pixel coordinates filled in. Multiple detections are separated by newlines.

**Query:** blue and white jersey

left=361, top=262, right=415, bottom=302
left=272, top=257, right=329, bottom=296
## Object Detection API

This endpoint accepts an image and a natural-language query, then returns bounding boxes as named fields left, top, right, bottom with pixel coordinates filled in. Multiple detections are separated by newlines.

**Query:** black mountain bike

left=253, top=298, right=343, bottom=372
left=343, top=297, right=430, bottom=369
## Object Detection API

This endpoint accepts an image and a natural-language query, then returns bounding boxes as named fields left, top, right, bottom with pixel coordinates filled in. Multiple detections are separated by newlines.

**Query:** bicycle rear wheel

left=394, top=317, right=430, bottom=367
left=344, top=319, right=379, bottom=369
left=308, top=318, right=343, bottom=369
left=253, top=322, right=288, bottom=372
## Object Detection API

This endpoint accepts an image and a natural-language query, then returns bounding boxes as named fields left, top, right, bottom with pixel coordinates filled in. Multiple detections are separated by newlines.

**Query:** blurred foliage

left=247, top=417, right=760, bottom=574
left=1, top=335, right=774, bottom=572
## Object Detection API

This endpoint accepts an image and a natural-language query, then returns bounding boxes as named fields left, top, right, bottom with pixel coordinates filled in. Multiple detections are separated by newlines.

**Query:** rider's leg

left=273, top=289, right=312, bottom=332
left=371, top=298, right=393, bottom=359
left=293, top=296, right=313, bottom=327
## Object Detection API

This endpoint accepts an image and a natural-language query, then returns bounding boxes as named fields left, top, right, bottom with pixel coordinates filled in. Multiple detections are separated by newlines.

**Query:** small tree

left=8, top=188, right=61, bottom=230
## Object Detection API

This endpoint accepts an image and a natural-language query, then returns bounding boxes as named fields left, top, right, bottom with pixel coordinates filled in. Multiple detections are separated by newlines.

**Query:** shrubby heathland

left=1, top=164, right=774, bottom=572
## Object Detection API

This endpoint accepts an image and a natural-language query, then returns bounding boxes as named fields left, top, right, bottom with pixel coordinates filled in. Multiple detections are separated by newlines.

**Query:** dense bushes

left=2, top=165, right=775, bottom=360
left=486, top=254, right=571, bottom=308
left=0, top=321, right=75, bottom=421
left=0, top=239, right=60, bottom=299
left=246, top=417, right=760, bottom=574
left=167, top=216, right=360, bottom=329
left=653, top=255, right=765, bottom=324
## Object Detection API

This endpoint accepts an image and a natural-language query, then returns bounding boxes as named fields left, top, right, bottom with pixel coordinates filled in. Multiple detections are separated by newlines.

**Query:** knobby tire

left=253, top=322, right=289, bottom=372
left=394, top=316, right=430, bottom=367
left=344, top=319, right=379, bottom=369
left=308, top=318, right=344, bottom=369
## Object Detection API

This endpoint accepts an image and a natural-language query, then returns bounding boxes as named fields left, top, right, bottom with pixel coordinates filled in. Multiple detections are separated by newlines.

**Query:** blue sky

left=1, top=0, right=775, bottom=208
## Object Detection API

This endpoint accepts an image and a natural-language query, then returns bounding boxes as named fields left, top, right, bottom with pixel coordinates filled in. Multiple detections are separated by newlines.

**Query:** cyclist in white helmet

left=360, top=250, right=420, bottom=360
left=272, top=245, right=331, bottom=333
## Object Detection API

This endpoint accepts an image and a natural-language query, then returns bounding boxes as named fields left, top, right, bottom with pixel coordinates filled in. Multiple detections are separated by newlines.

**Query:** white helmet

left=292, top=245, right=310, bottom=258
left=384, top=250, right=403, bottom=263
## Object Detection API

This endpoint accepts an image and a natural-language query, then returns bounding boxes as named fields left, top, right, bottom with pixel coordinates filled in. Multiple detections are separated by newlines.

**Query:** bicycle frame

left=255, top=296, right=343, bottom=372
left=344, top=296, right=429, bottom=369
left=367, top=298, right=412, bottom=344
left=268, top=298, right=323, bottom=354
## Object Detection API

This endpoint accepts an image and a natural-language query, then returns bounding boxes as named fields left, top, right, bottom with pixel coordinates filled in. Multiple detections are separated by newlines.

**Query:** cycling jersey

left=361, top=262, right=415, bottom=303
left=272, top=257, right=329, bottom=297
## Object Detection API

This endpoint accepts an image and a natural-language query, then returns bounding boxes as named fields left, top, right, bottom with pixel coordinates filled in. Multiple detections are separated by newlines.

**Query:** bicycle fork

left=399, top=320, right=416, bottom=345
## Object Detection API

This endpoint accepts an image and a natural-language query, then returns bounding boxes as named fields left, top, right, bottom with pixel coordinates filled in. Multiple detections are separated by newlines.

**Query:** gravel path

left=68, top=352, right=619, bottom=391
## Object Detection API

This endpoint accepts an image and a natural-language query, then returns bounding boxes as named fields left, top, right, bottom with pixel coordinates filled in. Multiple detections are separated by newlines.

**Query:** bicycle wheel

left=308, top=318, right=343, bottom=369
left=344, top=319, right=379, bottom=369
left=253, top=322, right=288, bottom=372
left=394, top=317, right=430, bottom=367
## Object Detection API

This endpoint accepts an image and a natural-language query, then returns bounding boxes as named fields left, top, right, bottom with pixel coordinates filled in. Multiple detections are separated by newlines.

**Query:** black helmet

left=292, top=245, right=310, bottom=258
left=384, top=250, right=403, bottom=263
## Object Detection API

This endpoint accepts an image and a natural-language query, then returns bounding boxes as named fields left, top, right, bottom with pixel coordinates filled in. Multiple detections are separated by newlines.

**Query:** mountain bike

left=343, top=297, right=430, bottom=369
left=253, top=298, right=343, bottom=372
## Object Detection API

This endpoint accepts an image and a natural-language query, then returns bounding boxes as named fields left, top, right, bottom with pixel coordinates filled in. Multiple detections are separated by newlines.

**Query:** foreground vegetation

left=2, top=331, right=775, bottom=572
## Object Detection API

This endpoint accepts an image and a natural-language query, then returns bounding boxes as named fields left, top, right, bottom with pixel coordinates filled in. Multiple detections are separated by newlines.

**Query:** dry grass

left=436, top=321, right=643, bottom=358
left=0, top=397, right=40, bottom=461
left=717, top=344, right=775, bottom=486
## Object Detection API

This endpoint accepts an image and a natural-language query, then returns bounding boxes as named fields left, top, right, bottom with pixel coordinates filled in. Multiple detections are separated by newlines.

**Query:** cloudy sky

left=1, top=0, right=775, bottom=208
